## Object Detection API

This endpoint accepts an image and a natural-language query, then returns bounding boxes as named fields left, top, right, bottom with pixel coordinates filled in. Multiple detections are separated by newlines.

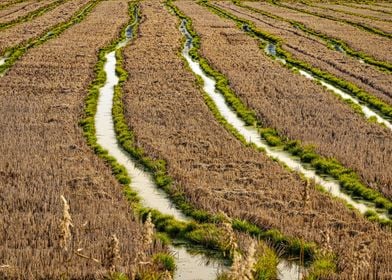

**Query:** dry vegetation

left=0, top=0, right=37, bottom=17
left=176, top=0, right=392, bottom=200
left=283, top=2, right=392, bottom=34
left=245, top=1, right=392, bottom=64
left=0, top=0, right=23, bottom=9
left=0, top=1, right=165, bottom=278
left=214, top=1, right=392, bottom=106
left=122, top=0, right=392, bottom=277
left=0, top=0, right=56, bottom=25
left=352, top=3, right=392, bottom=14
left=0, top=0, right=91, bottom=54
left=312, top=2, right=392, bottom=22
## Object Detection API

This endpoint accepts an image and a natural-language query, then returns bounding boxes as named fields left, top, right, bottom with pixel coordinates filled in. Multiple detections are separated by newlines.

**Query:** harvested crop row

left=332, top=3, right=392, bottom=18
left=122, top=0, right=392, bottom=278
left=214, top=1, right=392, bottom=107
left=370, top=3, right=392, bottom=12
left=0, top=0, right=37, bottom=18
left=315, top=3, right=392, bottom=22
left=0, top=1, right=164, bottom=278
left=0, top=0, right=22, bottom=9
left=0, top=0, right=57, bottom=25
left=0, top=0, right=91, bottom=55
left=177, top=1, right=392, bottom=201
left=0, top=0, right=32, bottom=10
left=245, top=1, right=392, bottom=64
left=283, top=2, right=392, bottom=34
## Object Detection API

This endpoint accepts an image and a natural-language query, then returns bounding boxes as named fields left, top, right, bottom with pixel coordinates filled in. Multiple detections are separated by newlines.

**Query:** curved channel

left=179, top=20, right=389, bottom=221
left=264, top=43, right=392, bottom=130
left=94, top=22, right=227, bottom=279
left=180, top=20, right=307, bottom=280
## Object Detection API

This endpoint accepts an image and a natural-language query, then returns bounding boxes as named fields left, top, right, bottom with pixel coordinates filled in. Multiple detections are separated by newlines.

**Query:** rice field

left=1, top=0, right=391, bottom=279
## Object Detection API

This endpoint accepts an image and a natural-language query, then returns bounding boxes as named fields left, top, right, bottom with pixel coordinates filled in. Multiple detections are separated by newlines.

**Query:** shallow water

left=333, top=43, right=346, bottom=53
left=297, top=68, right=392, bottom=130
left=174, top=246, right=226, bottom=279
left=278, top=260, right=303, bottom=280
left=263, top=42, right=392, bottom=130
left=180, top=20, right=388, bottom=223
left=180, top=20, right=306, bottom=280
left=95, top=51, right=187, bottom=220
left=94, top=22, right=227, bottom=279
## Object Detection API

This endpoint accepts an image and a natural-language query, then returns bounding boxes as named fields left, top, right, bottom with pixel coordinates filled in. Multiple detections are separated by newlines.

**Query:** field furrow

left=245, top=1, right=392, bottom=64
left=0, top=0, right=31, bottom=11
left=214, top=1, right=392, bottom=107
left=0, top=1, right=164, bottom=278
left=316, top=3, right=392, bottom=22
left=176, top=1, right=392, bottom=201
left=0, top=0, right=91, bottom=55
left=283, top=2, right=392, bottom=35
left=376, top=2, right=392, bottom=9
left=120, top=0, right=392, bottom=277
left=0, top=0, right=38, bottom=18
left=0, top=0, right=59, bottom=26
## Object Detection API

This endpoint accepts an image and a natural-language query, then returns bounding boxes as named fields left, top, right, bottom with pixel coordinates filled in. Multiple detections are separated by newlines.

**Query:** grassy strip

left=238, top=1, right=392, bottom=73
left=0, top=0, right=67, bottom=31
left=201, top=1, right=392, bottom=223
left=81, top=2, right=280, bottom=278
left=112, top=11, right=281, bottom=278
left=271, top=0, right=392, bottom=39
left=292, top=22, right=392, bottom=73
left=306, top=2, right=392, bottom=22
left=0, top=0, right=99, bottom=75
left=115, top=0, right=340, bottom=277
left=167, top=1, right=337, bottom=277
left=230, top=1, right=392, bottom=118
left=80, top=3, right=178, bottom=279
left=349, top=2, right=392, bottom=15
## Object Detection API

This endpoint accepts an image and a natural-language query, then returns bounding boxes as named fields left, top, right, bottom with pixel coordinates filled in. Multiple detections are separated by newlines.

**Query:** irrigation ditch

left=0, top=0, right=68, bottom=31
left=261, top=41, right=392, bottom=130
left=270, top=0, right=392, bottom=39
left=178, top=16, right=390, bottom=222
left=81, top=1, right=341, bottom=279
left=1, top=0, right=390, bottom=278
left=209, top=1, right=392, bottom=127
left=0, top=0, right=29, bottom=11
left=82, top=3, right=302, bottom=279
left=196, top=0, right=392, bottom=226
left=235, top=0, right=392, bottom=73
left=0, top=0, right=100, bottom=76
left=94, top=16, right=229, bottom=280
left=304, top=2, right=392, bottom=23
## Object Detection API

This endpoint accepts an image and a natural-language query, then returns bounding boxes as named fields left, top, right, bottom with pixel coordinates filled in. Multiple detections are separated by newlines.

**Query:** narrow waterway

left=180, top=20, right=307, bottom=280
left=180, top=21, right=389, bottom=223
left=94, top=21, right=227, bottom=279
left=264, top=43, right=392, bottom=130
